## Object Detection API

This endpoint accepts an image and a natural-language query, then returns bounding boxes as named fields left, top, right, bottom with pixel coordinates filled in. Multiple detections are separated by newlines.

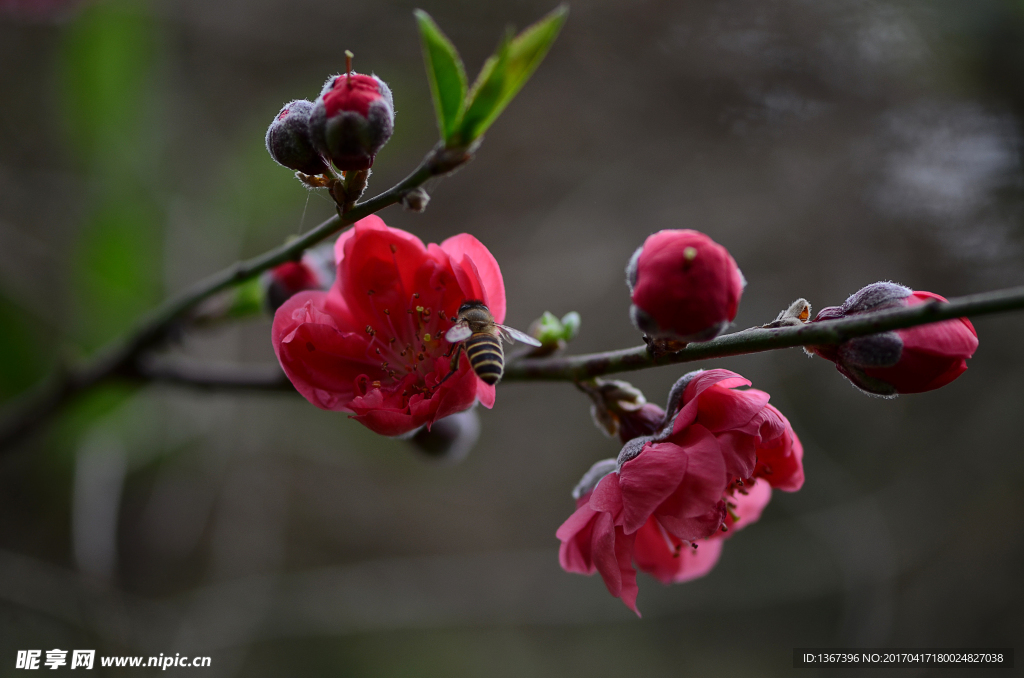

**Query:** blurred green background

left=2, top=0, right=1023, bottom=675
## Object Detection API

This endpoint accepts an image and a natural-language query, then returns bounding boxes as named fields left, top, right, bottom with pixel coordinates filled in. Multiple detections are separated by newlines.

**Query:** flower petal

left=754, top=405, right=805, bottom=491
left=274, top=305, right=378, bottom=412
left=476, top=381, right=497, bottom=409
left=654, top=425, right=728, bottom=527
left=617, top=441, right=689, bottom=534
left=441, top=233, right=506, bottom=323
left=340, top=221, right=432, bottom=326
left=557, top=503, right=599, bottom=574
left=714, top=430, right=757, bottom=480
left=726, top=478, right=772, bottom=534
left=590, top=515, right=640, bottom=616
left=669, top=538, right=724, bottom=583
left=671, top=369, right=751, bottom=434
left=589, top=472, right=625, bottom=521
left=696, top=385, right=770, bottom=433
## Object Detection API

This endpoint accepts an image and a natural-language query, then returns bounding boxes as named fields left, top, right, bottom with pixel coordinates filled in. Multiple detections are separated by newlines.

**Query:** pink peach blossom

left=557, top=369, right=804, bottom=614
left=272, top=216, right=504, bottom=436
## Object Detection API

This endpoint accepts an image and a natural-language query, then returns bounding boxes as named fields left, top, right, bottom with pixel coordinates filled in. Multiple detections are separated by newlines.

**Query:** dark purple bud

left=265, top=100, right=330, bottom=176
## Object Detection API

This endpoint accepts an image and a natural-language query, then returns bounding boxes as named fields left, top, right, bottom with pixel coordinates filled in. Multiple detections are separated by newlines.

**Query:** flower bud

left=309, top=71, right=394, bottom=171
left=265, top=100, right=330, bottom=176
left=263, top=244, right=335, bottom=312
left=409, top=409, right=481, bottom=464
left=807, top=283, right=979, bottom=396
left=626, top=230, right=745, bottom=342
left=583, top=378, right=667, bottom=443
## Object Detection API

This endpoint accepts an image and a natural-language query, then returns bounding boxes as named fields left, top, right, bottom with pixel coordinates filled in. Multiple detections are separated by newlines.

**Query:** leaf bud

left=527, top=311, right=582, bottom=356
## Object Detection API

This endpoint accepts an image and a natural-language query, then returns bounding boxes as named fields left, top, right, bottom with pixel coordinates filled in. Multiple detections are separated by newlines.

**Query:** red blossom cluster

left=261, top=77, right=981, bottom=615
left=558, top=369, right=803, bottom=615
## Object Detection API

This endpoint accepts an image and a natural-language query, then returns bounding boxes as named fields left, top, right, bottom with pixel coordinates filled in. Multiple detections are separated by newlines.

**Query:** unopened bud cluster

left=266, top=58, right=394, bottom=175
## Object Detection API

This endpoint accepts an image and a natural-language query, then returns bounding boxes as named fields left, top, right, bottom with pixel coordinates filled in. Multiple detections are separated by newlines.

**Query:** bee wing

left=496, top=324, right=542, bottom=347
left=445, top=322, right=473, bottom=343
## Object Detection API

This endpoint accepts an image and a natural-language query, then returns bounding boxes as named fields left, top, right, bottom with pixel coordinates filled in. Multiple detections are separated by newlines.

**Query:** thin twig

left=137, top=358, right=293, bottom=391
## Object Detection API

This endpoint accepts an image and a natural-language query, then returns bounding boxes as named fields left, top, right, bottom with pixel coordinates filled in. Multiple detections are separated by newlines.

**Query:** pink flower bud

left=807, top=283, right=979, bottom=396
left=309, top=72, right=394, bottom=171
left=626, top=230, right=745, bottom=342
left=265, top=100, right=330, bottom=176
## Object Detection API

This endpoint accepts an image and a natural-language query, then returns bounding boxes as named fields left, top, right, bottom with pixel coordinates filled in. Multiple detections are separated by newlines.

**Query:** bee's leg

left=431, top=344, right=464, bottom=393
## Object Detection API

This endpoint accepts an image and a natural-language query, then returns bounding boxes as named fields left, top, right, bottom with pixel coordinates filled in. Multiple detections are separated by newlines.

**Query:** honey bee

left=442, top=300, right=542, bottom=385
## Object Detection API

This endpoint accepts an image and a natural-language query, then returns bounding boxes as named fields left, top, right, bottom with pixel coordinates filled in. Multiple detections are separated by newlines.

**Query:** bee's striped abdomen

left=466, top=333, right=504, bottom=385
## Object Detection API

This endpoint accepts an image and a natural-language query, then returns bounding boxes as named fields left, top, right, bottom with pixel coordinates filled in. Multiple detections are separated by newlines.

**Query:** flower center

left=361, top=289, right=455, bottom=393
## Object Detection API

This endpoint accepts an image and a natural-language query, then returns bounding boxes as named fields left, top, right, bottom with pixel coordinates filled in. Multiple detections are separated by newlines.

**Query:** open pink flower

left=626, top=230, right=745, bottom=342
left=272, top=215, right=505, bottom=436
left=556, top=369, right=804, bottom=615
left=807, top=282, right=978, bottom=396
left=633, top=477, right=771, bottom=585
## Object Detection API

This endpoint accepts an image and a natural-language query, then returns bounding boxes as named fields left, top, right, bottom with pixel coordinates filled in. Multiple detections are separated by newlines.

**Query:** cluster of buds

left=265, top=52, right=394, bottom=177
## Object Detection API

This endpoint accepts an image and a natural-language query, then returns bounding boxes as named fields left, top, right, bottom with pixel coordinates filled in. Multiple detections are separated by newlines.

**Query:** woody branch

left=130, top=284, right=1024, bottom=390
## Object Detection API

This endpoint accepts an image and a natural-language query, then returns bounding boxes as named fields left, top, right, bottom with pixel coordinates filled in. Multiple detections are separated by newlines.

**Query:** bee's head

left=457, top=300, right=488, bottom=315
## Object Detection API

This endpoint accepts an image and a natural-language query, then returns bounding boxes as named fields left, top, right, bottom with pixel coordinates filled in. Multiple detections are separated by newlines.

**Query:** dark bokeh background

left=2, top=0, right=1023, bottom=675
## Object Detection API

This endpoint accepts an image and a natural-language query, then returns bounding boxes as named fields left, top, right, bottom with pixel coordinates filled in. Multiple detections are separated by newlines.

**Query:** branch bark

left=504, top=286, right=1024, bottom=381
left=106, top=284, right=1024, bottom=392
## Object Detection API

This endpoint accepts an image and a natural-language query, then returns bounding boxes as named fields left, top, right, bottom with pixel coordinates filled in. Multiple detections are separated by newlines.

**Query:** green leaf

left=415, top=9, right=468, bottom=141
left=452, top=4, right=568, bottom=146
